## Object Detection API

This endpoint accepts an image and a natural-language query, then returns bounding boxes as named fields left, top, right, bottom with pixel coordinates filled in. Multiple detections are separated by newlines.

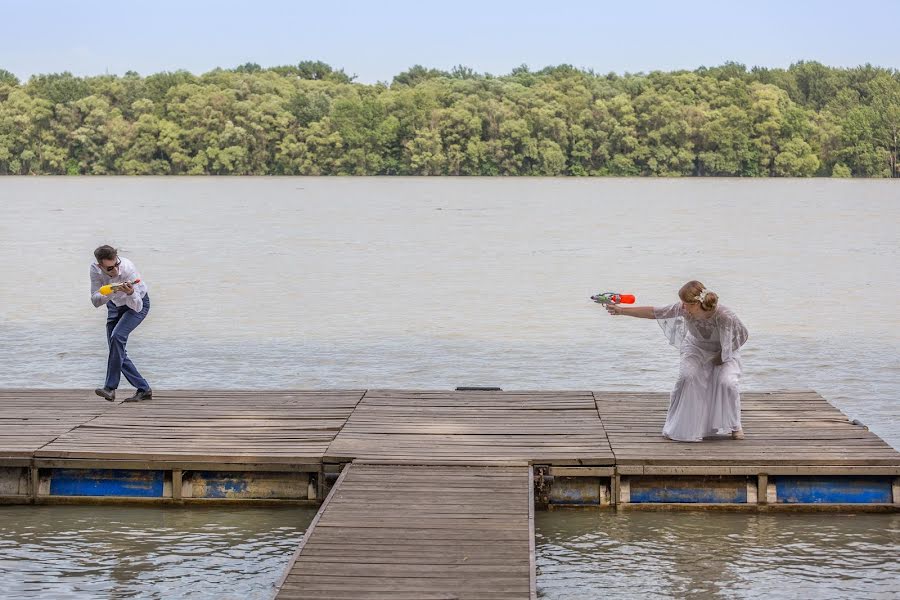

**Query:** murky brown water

left=536, top=511, right=900, bottom=599
left=0, top=505, right=315, bottom=599
left=1, top=178, right=897, bottom=597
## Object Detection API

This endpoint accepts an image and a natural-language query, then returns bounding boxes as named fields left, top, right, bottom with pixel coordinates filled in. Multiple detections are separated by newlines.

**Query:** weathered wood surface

left=3, top=389, right=897, bottom=470
left=275, top=463, right=535, bottom=600
left=0, top=390, right=115, bottom=458
left=325, top=390, right=614, bottom=465
left=33, top=390, right=364, bottom=463
left=595, top=391, right=900, bottom=466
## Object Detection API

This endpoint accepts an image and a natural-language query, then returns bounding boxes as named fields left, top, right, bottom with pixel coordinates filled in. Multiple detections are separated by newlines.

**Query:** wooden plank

left=757, top=473, right=768, bottom=506
left=618, top=465, right=900, bottom=476
left=528, top=465, right=537, bottom=600
left=0, top=389, right=119, bottom=457
left=172, top=468, right=182, bottom=500
left=32, top=458, right=322, bottom=472
left=274, top=463, right=533, bottom=600
left=594, top=390, right=900, bottom=469
left=4, top=388, right=898, bottom=498
left=29, top=390, right=364, bottom=463
left=274, top=463, right=350, bottom=593
left=326, top=390, right=614, bottom=466
left=549, top=466, right=615, bottom=477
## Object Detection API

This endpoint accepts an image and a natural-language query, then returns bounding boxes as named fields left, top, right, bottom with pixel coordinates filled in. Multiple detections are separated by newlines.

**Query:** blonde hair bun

left=679, top=280, right=719, bottom=311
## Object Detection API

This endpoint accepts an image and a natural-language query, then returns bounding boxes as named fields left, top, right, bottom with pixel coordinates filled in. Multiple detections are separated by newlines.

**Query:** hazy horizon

left=3, top=0, right=897, bottom=83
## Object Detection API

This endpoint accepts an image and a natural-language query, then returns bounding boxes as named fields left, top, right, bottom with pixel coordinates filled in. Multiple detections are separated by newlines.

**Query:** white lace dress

left=653, top=303, right=749, bottom=442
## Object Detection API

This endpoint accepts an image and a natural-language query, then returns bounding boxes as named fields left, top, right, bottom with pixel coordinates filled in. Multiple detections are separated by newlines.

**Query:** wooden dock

left=598, top=391, right=900, bottom=467
left=33, top=389, right=363, bottom=463
left=325, top=390, right=613, bottom=465
left=274, top=463, right=535, bottom=599
left=1, top=388, right=897, bottom=506
left=0, top=389, right=115, bottom=459
left=1, top=389, right=363, bottom=502
left=2, top=388, right=898, bottom=599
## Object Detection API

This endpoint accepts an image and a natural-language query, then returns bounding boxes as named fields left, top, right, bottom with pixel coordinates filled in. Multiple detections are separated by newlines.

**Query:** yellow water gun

left=99, top=279, right=140, bottom=296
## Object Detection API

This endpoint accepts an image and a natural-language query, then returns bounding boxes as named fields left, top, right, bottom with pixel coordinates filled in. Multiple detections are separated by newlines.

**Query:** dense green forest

left=0, top=60, right=898, bottom=176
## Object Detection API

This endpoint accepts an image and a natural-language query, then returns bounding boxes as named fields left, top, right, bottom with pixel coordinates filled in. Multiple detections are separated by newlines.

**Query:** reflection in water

left=0, top=506, right=315, bottom=599
left=536, top=511, right=900, bottom=599
left=3, top=505, right=898, bottom=599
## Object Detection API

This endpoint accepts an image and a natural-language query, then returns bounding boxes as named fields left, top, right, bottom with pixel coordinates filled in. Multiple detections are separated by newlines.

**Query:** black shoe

left=95, top=387, right=116, bottom=401
left=124, top=389, right=152, bottom=403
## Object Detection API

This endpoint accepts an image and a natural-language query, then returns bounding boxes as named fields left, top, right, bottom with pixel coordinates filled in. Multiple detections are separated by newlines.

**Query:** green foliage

left=27, top=72, right=92, bottom=105
left=299, top=60, right=350, bottom=82
left=696, top=61, right=748, bottom=82
left=392, top=65, right=450, bottom=87
left=0, top=62, right=897, bottom=176
left=0, top=69, right=19, bottom=86
left=831, top=163, right=852, bottom=177
left=233, top=62, right=263, bottom=73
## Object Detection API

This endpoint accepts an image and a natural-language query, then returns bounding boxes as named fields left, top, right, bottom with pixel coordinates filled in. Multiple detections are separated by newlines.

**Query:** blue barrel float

left=48, top=469, right=164, bottom=497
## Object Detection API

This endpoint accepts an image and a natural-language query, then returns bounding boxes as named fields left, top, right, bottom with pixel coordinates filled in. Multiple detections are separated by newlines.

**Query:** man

left=90, top=245, right=153, bottom=402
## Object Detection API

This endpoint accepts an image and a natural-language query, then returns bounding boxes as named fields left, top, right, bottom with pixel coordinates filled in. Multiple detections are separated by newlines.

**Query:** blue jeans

left=105, top=294, right=150, bottom=391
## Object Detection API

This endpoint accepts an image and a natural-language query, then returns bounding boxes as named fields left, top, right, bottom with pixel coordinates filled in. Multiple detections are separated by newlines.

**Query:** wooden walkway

left=595, top=391, right=899, bottom=469
left=325, top=390, right=613, bottom=465
left=0, top=388, right=896, bottom=479
left=34, top=390, right=363, bottom=464
left=0, top=389, right=113, bottom=461
left=274, top=463, right=535, bottom=600
left=1, top=388, right=897, bottom=597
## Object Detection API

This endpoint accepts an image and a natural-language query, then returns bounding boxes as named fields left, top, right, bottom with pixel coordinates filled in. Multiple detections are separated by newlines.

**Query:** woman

left=605, top=280, right=748, bottom=442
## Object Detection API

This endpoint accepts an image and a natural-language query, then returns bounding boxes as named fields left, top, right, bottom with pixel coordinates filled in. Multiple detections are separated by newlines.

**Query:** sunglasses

left=101, top=259, right=121, bottom=273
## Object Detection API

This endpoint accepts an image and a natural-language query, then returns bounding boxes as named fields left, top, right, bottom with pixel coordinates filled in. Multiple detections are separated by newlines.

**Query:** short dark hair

left=94, top=245, right=118, bottom=262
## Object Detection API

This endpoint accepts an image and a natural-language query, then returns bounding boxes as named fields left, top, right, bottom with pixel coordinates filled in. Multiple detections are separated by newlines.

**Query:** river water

left=0, top=178, right=897, bottom=598
left=0, top=506, right=314, bottom=599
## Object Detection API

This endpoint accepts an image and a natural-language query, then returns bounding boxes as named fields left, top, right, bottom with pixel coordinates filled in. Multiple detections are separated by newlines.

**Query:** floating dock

left=0, top=390, right=363, bottom=503
left=274, top=463, right=535, bottom=599
left=1, top=389, right=897, bottom=508
left=2, top=388, right=898, bottom=599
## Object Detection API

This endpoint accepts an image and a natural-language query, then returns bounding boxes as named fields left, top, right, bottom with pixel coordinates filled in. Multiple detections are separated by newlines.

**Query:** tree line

left=0, top=60, right=898, bottom=176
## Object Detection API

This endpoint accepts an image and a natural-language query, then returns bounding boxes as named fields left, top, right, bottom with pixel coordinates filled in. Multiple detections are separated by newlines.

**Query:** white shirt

left=89, top=256, right=149, bottom=313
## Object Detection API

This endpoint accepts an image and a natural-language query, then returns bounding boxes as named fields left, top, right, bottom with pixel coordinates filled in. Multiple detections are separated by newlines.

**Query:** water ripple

left=536, top=512, right=900, bottom=599
left=0, top=506, right=315, bottom=599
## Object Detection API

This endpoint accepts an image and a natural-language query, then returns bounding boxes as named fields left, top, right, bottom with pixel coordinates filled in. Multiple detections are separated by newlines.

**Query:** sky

left=2, top=0, right=897, bottom=83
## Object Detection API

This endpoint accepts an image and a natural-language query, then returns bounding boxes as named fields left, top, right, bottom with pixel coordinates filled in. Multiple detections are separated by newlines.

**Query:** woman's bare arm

left=605, top=304, right=657, bottom=319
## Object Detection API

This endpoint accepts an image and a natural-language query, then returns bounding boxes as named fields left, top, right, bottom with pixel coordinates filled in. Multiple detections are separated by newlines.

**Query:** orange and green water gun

left=590, top=291, right=636, bottom=305
left=99, top=279, right=140, bottom=296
